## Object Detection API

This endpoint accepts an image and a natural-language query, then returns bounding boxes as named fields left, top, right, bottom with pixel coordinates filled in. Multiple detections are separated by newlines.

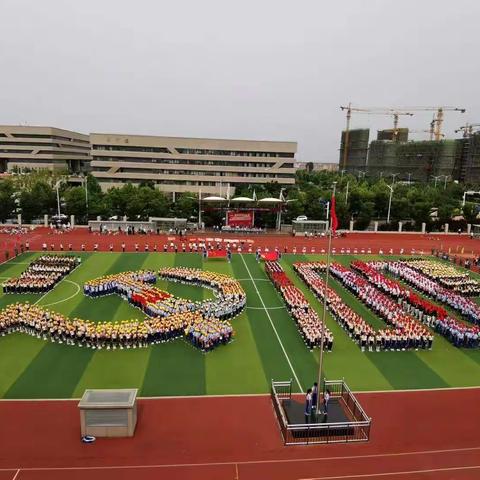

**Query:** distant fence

left=271, top=379, right=371, bottom=446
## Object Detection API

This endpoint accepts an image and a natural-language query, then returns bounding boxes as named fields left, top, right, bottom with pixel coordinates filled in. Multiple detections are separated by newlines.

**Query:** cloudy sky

left=1, top=0, right=479, bottom=162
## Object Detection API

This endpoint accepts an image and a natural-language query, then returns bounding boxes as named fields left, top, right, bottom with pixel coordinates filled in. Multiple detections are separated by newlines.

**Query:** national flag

left=330, top=194, right=338, bottom=234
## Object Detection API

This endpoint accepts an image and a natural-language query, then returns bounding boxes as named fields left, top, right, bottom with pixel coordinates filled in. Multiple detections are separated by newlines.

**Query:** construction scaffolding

left=366, top=140, right=460, bottom=181
left=340, top=129, right=369, bottom=173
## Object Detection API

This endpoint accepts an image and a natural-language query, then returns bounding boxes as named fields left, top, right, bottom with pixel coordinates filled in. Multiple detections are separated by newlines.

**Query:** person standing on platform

left=323, top=389, right=331, bottom=415
left=304, top=388, right=313, bottom=423
left=311, top=382, right=318, bottom=416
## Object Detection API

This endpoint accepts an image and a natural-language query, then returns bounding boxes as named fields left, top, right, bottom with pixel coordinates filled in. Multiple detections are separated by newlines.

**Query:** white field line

left=42, top=280, right=81, bottom=307
left=2, top=384, right=480, bottom=402
left=34, top=265, right=82, bottom=306
left=246, top=306, right=285, bottom=310
left=240, top=254, right=303, bottom=391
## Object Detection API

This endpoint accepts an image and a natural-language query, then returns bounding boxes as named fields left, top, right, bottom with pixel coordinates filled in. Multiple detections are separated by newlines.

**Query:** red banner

left=261, top=252, right=279, bottom=262
left=207, top=250, right=227, bottom=258
left=227, top=211, right=254, bottom=228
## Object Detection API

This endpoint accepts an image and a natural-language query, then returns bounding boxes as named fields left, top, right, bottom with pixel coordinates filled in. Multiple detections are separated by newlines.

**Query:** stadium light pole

left=386, top=184, right=394, bottom=224
left=316, top=181, right=337, bottom=413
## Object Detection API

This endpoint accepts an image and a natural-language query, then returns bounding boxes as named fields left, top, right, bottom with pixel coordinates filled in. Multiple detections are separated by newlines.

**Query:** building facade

left=0, top=126, right=90, bottom=173
left=90, top=133, right=297, bottom=194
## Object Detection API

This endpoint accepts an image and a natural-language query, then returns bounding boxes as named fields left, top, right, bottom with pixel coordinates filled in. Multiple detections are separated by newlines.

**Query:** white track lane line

left=3, top=446, right=480, bottom=472
left=298, top=464, right=480, bottom=480
left=240, top=254, right=303, bottom=391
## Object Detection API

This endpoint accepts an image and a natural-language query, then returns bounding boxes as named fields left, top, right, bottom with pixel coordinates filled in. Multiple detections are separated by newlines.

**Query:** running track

left=1, top=228, right=479, bottom=260
left=0, top=388, right=479, bottom=479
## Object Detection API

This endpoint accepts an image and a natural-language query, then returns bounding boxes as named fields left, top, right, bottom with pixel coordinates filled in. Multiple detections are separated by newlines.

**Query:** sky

left=1, top=0, right=479, bottom=163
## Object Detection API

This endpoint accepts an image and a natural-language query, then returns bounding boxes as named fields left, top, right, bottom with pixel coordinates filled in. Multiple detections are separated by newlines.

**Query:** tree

left=20, top=181, right=55, bottom=223
left=64, top=187, right=87, bottom=221
left=171, top=194, right=198, bottom=221
left=0, top=180, right=16, bottom=222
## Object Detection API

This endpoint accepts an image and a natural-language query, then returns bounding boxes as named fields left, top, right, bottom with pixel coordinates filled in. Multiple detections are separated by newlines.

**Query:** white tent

left=258, top=197, right=283, bottom=203
left=230, top=196, right=254, bottom=202
left=202, top=196, right=227, bottom=202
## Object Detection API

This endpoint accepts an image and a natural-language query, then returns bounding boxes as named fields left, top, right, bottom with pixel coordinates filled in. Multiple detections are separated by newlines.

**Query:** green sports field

left=1, top=251, right=480, bottom=399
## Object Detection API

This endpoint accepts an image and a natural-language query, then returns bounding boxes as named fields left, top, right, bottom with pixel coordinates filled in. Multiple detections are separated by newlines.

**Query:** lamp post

left=391, top=173, right=399, bottom=185
left=54, top=179, right=63, bottom=219
left=81, top=174, right=89, bottom=221
left=386, top=184, right=394, bottom=224
left=316, top=181, right=337, bottom=412
left=431, top=175, right=441, bottom=188
left=407, top=172, right=412, bottom=185
left=441, top=175, right=450, bottom=190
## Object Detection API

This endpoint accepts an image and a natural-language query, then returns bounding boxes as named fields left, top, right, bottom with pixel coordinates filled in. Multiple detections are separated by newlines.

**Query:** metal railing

left=271, top=379, right=371, bottom=446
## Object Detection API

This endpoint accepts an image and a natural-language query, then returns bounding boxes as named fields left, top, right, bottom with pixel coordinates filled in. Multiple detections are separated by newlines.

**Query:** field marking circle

left=42, top=280, right=81, bottom=307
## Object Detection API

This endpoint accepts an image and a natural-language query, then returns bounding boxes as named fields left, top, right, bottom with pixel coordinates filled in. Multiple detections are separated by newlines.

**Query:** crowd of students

left=265, top=261, right=333, bottom=350
left=405, top=259, right=480, bottom=295
left=294, top=261, right=382, bottom=351
left=294, top=262, right=432, bottom=351
left=353, top=260, right=480, bottom=348
left=293, top=261, right=433, bottom=351
left=384, top=260, right=480, bottom=325
left=368, top=260, right=480, bottom=348
left=83, top=267, right=244, bottom=350
left=0, top=302, right=233, bottom=351
left=2, top=255, right=80, bottom=294
left=330, top=262, right=433, bottom=350
left=0, top=265, right=244, bottom=351
left=159, top=267, right=246, bottom=320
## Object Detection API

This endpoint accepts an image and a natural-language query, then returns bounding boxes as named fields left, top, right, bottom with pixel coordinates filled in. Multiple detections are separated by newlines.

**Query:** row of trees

left=0, top=170, right=476, bottom=230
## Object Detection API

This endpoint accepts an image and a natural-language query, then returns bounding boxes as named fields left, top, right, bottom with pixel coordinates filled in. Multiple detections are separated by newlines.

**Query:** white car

left=296, top=215, right=308, bottom=221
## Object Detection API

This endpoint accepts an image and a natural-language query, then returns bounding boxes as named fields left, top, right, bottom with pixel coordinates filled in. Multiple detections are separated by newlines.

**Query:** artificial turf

left=0, top=251, right=480, bottom=399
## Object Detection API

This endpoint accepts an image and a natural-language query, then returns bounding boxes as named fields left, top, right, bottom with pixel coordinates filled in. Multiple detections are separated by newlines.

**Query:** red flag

left=330, top=195, right=338, bottom=234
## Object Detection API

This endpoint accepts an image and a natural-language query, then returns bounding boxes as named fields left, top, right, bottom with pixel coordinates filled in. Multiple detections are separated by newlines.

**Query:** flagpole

left=316, top=181, right=337, bottom=413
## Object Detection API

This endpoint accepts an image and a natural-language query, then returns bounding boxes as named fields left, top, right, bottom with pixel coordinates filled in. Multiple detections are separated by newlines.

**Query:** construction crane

left=455, top=123, right=480, bottom=137
left=409, top=129, right=445, bottom=139
left=393, top=106, right=465, bottom=141
left=340, top=103, right=414, bottom=170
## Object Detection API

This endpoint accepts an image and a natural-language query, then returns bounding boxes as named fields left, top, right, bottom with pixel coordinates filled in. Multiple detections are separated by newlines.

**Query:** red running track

left=0, top=388, right=479, bottom=479
left=0, top=228, right=479, bottom=260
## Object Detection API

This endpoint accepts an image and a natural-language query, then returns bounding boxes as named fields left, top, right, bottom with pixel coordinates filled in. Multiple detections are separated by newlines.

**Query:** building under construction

left=453, top=131, right=480, bottom=183
left=339, top=129, right=369, bottom=173
left=342, top=128, right=480, bottom=183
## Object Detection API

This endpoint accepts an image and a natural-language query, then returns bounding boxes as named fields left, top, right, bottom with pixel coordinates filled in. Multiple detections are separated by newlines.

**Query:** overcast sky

left=1, top=0, right=479, bottom=162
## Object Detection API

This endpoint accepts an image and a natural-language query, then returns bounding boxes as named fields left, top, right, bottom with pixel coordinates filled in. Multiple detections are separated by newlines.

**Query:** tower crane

left=340, top=103, right=414, bottom=170
left=455, top=123, right=480, bottom=137
left=393, top=106, right=465, bottom=141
